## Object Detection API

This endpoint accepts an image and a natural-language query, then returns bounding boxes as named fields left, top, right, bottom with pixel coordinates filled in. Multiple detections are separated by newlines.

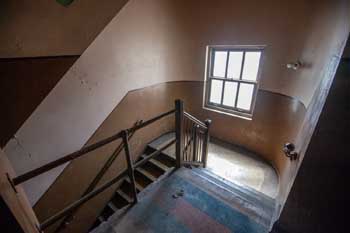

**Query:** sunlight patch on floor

left=206, top=140, right=278, bottom=198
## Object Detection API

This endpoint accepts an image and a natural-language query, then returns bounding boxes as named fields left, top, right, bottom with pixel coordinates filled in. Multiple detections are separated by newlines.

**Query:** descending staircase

left=91, top=166, right=276, bottom=233
left=90, top=133, right=176, bottom=231
left=90, top=132, right=277, bottom=233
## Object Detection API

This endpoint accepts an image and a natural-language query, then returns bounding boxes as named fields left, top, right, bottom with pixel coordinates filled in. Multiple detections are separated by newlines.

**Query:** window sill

left=203, top=105, right=253, bottom=121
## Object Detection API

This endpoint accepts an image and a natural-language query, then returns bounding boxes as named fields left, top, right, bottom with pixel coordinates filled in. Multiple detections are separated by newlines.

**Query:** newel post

left=202, top=119, right=212, bottom=168
left=175, top=99, right=184, bottom=168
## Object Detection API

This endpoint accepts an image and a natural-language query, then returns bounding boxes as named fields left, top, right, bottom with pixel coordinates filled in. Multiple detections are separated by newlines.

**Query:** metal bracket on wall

left=283, top=143, right=298, bottom=161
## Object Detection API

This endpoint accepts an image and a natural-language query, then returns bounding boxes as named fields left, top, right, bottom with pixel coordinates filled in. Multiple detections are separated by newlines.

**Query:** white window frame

left=203, top=45, right=265, bottom=119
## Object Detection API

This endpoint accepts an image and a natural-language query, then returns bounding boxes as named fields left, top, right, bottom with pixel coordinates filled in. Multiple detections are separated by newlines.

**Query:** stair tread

left=148, top=132, right=176, bottom=159
left=107, top=202, right=118, bottom=212
left=194, top=168, right=275, bottom=206
left=141, top=154, right=170, bottom=172
left=98, top=216, right=105, bottom=223
left=116, top=190, right=133, bottom=203
left=136, top=167, right=157, bottom=182
left=124, top=177, right=144, bottom=191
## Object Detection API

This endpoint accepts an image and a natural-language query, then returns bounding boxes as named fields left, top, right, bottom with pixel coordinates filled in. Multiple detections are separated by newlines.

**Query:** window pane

left=242, top=52, right=261, bottom=81
left=227, top=52, right=243, bottom=79
left=213, top=51, right=227, bottom=77
left=223, top=82, right=238, bottom=107
left=209, top=79, right=223, bottom=104
left=237, top=83, right=254, bottom=111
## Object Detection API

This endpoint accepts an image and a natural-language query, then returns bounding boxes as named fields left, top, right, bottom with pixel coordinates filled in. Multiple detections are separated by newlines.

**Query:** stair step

left=107, top=202, right=118, bottom=212
left=141, top=154, right=170, bottom=172
left=125, top=177, right=144, bottom=192
left=98, top=216, right=105, bottom=223
left=148, top=132, right=176, bottom=159
left=152, top=152, right=176, bottom=167
left=116, top=190, right=133, bottom=203
left=111, top=192, right=129, bottom=208
left=135, top=167, right=157, bottom=182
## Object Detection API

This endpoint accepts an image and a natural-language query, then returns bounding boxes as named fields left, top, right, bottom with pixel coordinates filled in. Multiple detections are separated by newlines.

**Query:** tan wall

left=283, top=0, right=350, bottom=107
left=34, top=81, right=305, bottom=233
left=3, top=0, right=318, bottom=204
left=4, top=0, right=348, bottom=212
left=0, top=0, right=128, bottom=57
left=275, top=0, right=350, bottom=212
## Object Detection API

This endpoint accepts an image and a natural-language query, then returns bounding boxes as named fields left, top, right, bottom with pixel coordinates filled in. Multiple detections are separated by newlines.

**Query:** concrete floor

left=206, top=139, right=278, bottom=198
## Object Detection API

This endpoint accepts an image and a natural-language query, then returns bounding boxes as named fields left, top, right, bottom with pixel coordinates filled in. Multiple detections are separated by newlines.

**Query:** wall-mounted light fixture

left=283, top=142, right=298, bottom=161
left=286, top=61, right=303, bottom=70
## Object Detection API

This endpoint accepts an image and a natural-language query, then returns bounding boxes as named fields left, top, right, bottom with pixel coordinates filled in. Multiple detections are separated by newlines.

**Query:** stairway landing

left=91, top=167, right=274, bottom=233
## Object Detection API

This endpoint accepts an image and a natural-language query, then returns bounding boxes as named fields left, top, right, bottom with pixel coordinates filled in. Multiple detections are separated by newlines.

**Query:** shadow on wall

left=187, top=82, right=307, bottom=215
left=0, top=56, right=79, bottom=147
left=272, top=56, right=350, bottom=233
left=33, top=81, right=306, bottom=233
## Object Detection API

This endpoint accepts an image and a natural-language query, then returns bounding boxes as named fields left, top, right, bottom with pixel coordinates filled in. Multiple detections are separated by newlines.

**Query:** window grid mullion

left=220, top=52, right=230, bottom=105
left=208, top=49, right=215, bottom=105
left=210, top=77, right=256, bottom=85
left=234, top=51, right=246, bottom=108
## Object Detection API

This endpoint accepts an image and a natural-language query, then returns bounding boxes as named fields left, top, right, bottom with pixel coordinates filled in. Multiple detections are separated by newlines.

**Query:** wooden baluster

left=202, top=119, right=212, bottom=168
left=192, top=125, right=199, bottom=163
left=175, top=99, right=184, bottom=168
left=122, top=130, right=138, bottom=204
left=184, top=117, right=188, bottom=162
left=199, top=131, right=203, bottom=162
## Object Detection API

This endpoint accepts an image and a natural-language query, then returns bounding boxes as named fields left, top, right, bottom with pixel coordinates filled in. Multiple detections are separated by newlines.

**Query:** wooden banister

left=12, top=110, right=175, bottom=186
left=183, top=112, right=207, bottom=129
left=5, top=100, right=211, bottom=232
left=40, top=171, right=128, bottom=230
left=53, top=120, right=142, bottom=233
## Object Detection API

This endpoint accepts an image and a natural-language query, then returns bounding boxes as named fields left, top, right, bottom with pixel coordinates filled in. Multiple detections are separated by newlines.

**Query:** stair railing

left=53, top=120, right=142, bottom=233
left=175, top=100, right=211, bottom=168
left=7, top=99, right=210, bottom=232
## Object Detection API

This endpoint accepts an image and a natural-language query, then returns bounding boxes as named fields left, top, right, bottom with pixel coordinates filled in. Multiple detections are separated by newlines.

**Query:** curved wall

left=34, top=81, right=306, bottom=233
left=4, top=0, right=348, bottom=207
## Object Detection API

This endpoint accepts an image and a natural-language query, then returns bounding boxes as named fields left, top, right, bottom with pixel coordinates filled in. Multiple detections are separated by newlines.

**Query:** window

left=204, top=46, right=264, bottom=118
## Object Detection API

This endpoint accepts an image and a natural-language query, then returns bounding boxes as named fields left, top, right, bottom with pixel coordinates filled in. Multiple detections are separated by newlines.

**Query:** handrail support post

left=122, top=130, right=138, bottom=204
left=202, top=119, right=212, bottom=168
left=175, top=99, right=184, bottom=168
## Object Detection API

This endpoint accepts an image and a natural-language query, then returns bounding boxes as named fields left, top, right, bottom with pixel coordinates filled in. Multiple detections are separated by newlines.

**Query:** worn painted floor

left=92, top=168, right=273, bottom=233
left=207, top=139, right=278, bottom=198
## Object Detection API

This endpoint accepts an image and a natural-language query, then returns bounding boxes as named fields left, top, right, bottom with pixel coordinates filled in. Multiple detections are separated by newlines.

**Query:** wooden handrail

left=12, top=110, right=175, bottom=186
left=8, top=100, right=210, bottom=233
left=40, top=170, right=128, bottom=230
left=39, top=138, right=176, bottom=230
left=183, top=111, right=207, bottom=129
left=53, top=120, right=142, bottom=233
left=128, top=109, right=175, bottom=134
left=134, top=139, right=176, bottom=169
left=12, top=131, right=123, bottom=186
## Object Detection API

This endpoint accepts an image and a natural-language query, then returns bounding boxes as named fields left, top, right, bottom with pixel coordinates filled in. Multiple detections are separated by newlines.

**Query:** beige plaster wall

left=0, top=0, right=128, bottom=57
left=4, top=0, right=348, bottom=206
